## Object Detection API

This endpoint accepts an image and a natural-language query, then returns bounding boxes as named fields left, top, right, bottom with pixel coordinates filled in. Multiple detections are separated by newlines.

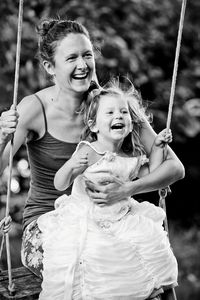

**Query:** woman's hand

left=0, top=105, right=19, bottom=143
left=85, top=175, right=130, bottom=206
left=0, top=216, right=12, bottom=234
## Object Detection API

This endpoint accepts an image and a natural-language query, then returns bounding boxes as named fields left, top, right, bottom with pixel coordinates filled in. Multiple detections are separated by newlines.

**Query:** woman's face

left=52, top=33, right=95, bottom=94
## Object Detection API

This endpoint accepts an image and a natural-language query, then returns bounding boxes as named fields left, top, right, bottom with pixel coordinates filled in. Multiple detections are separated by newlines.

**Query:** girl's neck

left=93, top=138, right=123, bottom=155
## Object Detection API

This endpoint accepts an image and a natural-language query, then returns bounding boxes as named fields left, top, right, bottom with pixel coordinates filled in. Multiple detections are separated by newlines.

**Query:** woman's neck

left=51, top=85, right=84, bottom=114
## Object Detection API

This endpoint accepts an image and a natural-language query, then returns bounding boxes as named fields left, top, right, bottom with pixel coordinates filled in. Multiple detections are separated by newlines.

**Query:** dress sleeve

left=72, top=140, right=90, bottom=156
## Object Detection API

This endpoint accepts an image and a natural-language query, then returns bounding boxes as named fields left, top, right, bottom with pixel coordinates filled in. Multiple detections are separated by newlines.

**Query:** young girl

left=38, top=82, right=178, bottom=300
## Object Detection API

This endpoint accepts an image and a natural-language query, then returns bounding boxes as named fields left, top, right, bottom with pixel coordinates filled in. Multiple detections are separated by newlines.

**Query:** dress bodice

left=71, top=142, right=148, bottom=222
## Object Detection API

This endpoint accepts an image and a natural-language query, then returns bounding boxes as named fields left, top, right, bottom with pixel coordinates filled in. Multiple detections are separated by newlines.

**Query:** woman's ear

left=88, top=119, right=99, bottom=133
left=43, top=61, right=55, bottom=76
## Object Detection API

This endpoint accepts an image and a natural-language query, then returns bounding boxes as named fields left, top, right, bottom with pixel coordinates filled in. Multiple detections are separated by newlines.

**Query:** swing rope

left=166, top=0, right=187, bottom=131
left=159, top=0, right=187, bottom=231
left=0, top=0, right=24, bottom=295
left=159, top=1, right=187, bottom=299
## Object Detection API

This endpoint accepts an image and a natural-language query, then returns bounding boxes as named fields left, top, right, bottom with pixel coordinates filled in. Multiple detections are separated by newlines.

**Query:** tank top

left=23, top=95, right=77, bottom=230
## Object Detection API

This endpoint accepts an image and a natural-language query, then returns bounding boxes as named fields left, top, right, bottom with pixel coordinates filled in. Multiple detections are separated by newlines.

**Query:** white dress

left=38, top=141, right=178, bottom=300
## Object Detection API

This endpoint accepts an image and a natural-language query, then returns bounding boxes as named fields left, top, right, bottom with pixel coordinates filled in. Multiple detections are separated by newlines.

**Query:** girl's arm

left=138, top=128, right=173, bottom=177
left=148, top=128, right=172, bottom=173
left=85, top=120, right=185, bottom=204
left=54, top=145, right=92, bottom=191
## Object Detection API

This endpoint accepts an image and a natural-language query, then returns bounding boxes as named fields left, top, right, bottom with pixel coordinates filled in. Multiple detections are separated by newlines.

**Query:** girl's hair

left=36, top=18, right=91, bottom=64
left=81, top=79, right=151, bottom=156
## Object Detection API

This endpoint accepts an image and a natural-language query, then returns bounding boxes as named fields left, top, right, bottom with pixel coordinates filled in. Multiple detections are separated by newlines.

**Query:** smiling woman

left=0, top=18, right=97, bottom=279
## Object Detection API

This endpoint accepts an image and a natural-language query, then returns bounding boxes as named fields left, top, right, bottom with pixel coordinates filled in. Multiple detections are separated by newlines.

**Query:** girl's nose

left=115, top=112, right=123, bottom=119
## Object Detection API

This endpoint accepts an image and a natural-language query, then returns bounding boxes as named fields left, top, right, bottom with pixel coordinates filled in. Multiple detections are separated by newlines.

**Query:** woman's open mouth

left=72, top=73, right=88, bottom=80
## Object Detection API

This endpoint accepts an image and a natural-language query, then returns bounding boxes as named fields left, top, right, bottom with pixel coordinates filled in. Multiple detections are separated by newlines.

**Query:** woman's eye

left=67, top=56, right=76, bottom=61
left=84, top=53, right=93, bottom=58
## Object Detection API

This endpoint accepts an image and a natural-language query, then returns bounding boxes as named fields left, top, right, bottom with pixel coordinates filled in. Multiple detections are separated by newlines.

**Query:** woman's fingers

left=85, top=176, right=124, bottom=205
left=0, top=108, right=19, bottom=137
left=0, top=216, right=12, bottom=234
left=4, top=215, right=12, bottom=225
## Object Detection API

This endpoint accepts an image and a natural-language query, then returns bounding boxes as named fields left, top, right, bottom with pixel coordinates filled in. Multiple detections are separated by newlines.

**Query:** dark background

left=0, top=1, right=200, bottom=299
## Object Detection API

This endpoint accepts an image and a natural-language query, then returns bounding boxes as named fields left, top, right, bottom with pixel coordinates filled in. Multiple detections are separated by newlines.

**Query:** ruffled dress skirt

left=37, top=192, right=178, bottom=300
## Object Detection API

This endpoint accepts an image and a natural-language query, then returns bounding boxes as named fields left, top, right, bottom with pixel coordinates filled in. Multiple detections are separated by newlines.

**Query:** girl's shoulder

left=75, top=141, right=104, bottom=166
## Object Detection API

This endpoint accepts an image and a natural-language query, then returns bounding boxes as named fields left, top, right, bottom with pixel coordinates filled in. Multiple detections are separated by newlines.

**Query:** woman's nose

left=77, top=57, right=87, bottom=69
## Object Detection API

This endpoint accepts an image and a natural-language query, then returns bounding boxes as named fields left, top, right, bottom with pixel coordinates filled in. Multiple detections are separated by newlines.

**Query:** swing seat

left=0, top=266, right=41, bottom=299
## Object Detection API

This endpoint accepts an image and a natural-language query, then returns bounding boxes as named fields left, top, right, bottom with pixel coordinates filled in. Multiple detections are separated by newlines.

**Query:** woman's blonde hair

left=81, top=79, right=151, bottom=156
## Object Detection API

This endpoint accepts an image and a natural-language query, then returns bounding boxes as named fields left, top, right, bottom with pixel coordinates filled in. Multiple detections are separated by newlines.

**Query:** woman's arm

left=0, top=95, right=46, bottom=175
left=85, top=120, right=185, bottom=204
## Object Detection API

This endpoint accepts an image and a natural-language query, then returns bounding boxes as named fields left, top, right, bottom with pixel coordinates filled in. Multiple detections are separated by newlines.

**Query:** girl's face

left=92, top=94, right=133, bottom=143
left=51, top=33, right=95, bottom=94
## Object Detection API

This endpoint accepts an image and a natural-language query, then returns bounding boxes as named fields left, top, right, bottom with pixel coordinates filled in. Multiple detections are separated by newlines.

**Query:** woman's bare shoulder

left=18, top=85, right=53, bottom=110
left=16, top=93, right=47, bottom=133
left=17, top=94, right=41, bottom=119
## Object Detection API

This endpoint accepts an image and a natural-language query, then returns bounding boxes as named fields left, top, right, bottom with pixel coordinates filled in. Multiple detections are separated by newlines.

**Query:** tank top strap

left=34, top=94, right=48, bottom=132
left=73, top=140, right=106, bottom=155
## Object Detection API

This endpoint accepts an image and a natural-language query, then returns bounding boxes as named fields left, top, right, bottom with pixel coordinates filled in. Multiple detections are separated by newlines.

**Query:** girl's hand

left=70, top=152, right=88, bottom=170
left=85, top=175, right=128, bottom=206
left=0, top=105, right=19, bottom=142
left=154, top=129, right=172, bottom=148
left=0, top=216, right=12, bottom=234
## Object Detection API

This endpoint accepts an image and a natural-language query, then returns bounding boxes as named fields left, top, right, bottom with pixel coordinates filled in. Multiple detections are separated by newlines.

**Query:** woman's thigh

left=21, top=220, right=43, bottom=278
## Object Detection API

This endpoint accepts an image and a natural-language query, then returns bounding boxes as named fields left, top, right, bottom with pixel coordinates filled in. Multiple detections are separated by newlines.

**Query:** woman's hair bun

left=36, top=19, right=57, bottom=37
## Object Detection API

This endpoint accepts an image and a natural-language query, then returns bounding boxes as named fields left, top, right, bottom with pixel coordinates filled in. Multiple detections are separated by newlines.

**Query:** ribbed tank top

left=23, top=95, right=77, bottom=230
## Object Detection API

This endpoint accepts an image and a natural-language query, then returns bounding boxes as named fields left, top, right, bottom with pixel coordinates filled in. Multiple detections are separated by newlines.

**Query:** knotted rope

left=2, top=0, right=24, bottom=295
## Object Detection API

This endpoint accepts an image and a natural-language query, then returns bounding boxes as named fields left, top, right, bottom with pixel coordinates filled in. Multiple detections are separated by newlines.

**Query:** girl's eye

left=122, top=110, right=128, bottom=114
left=106, top=111, right=113, bottom=115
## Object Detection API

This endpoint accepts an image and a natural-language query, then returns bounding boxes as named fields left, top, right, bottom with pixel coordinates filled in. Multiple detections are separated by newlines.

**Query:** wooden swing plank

left=0, top=267, right=41, bottom=300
